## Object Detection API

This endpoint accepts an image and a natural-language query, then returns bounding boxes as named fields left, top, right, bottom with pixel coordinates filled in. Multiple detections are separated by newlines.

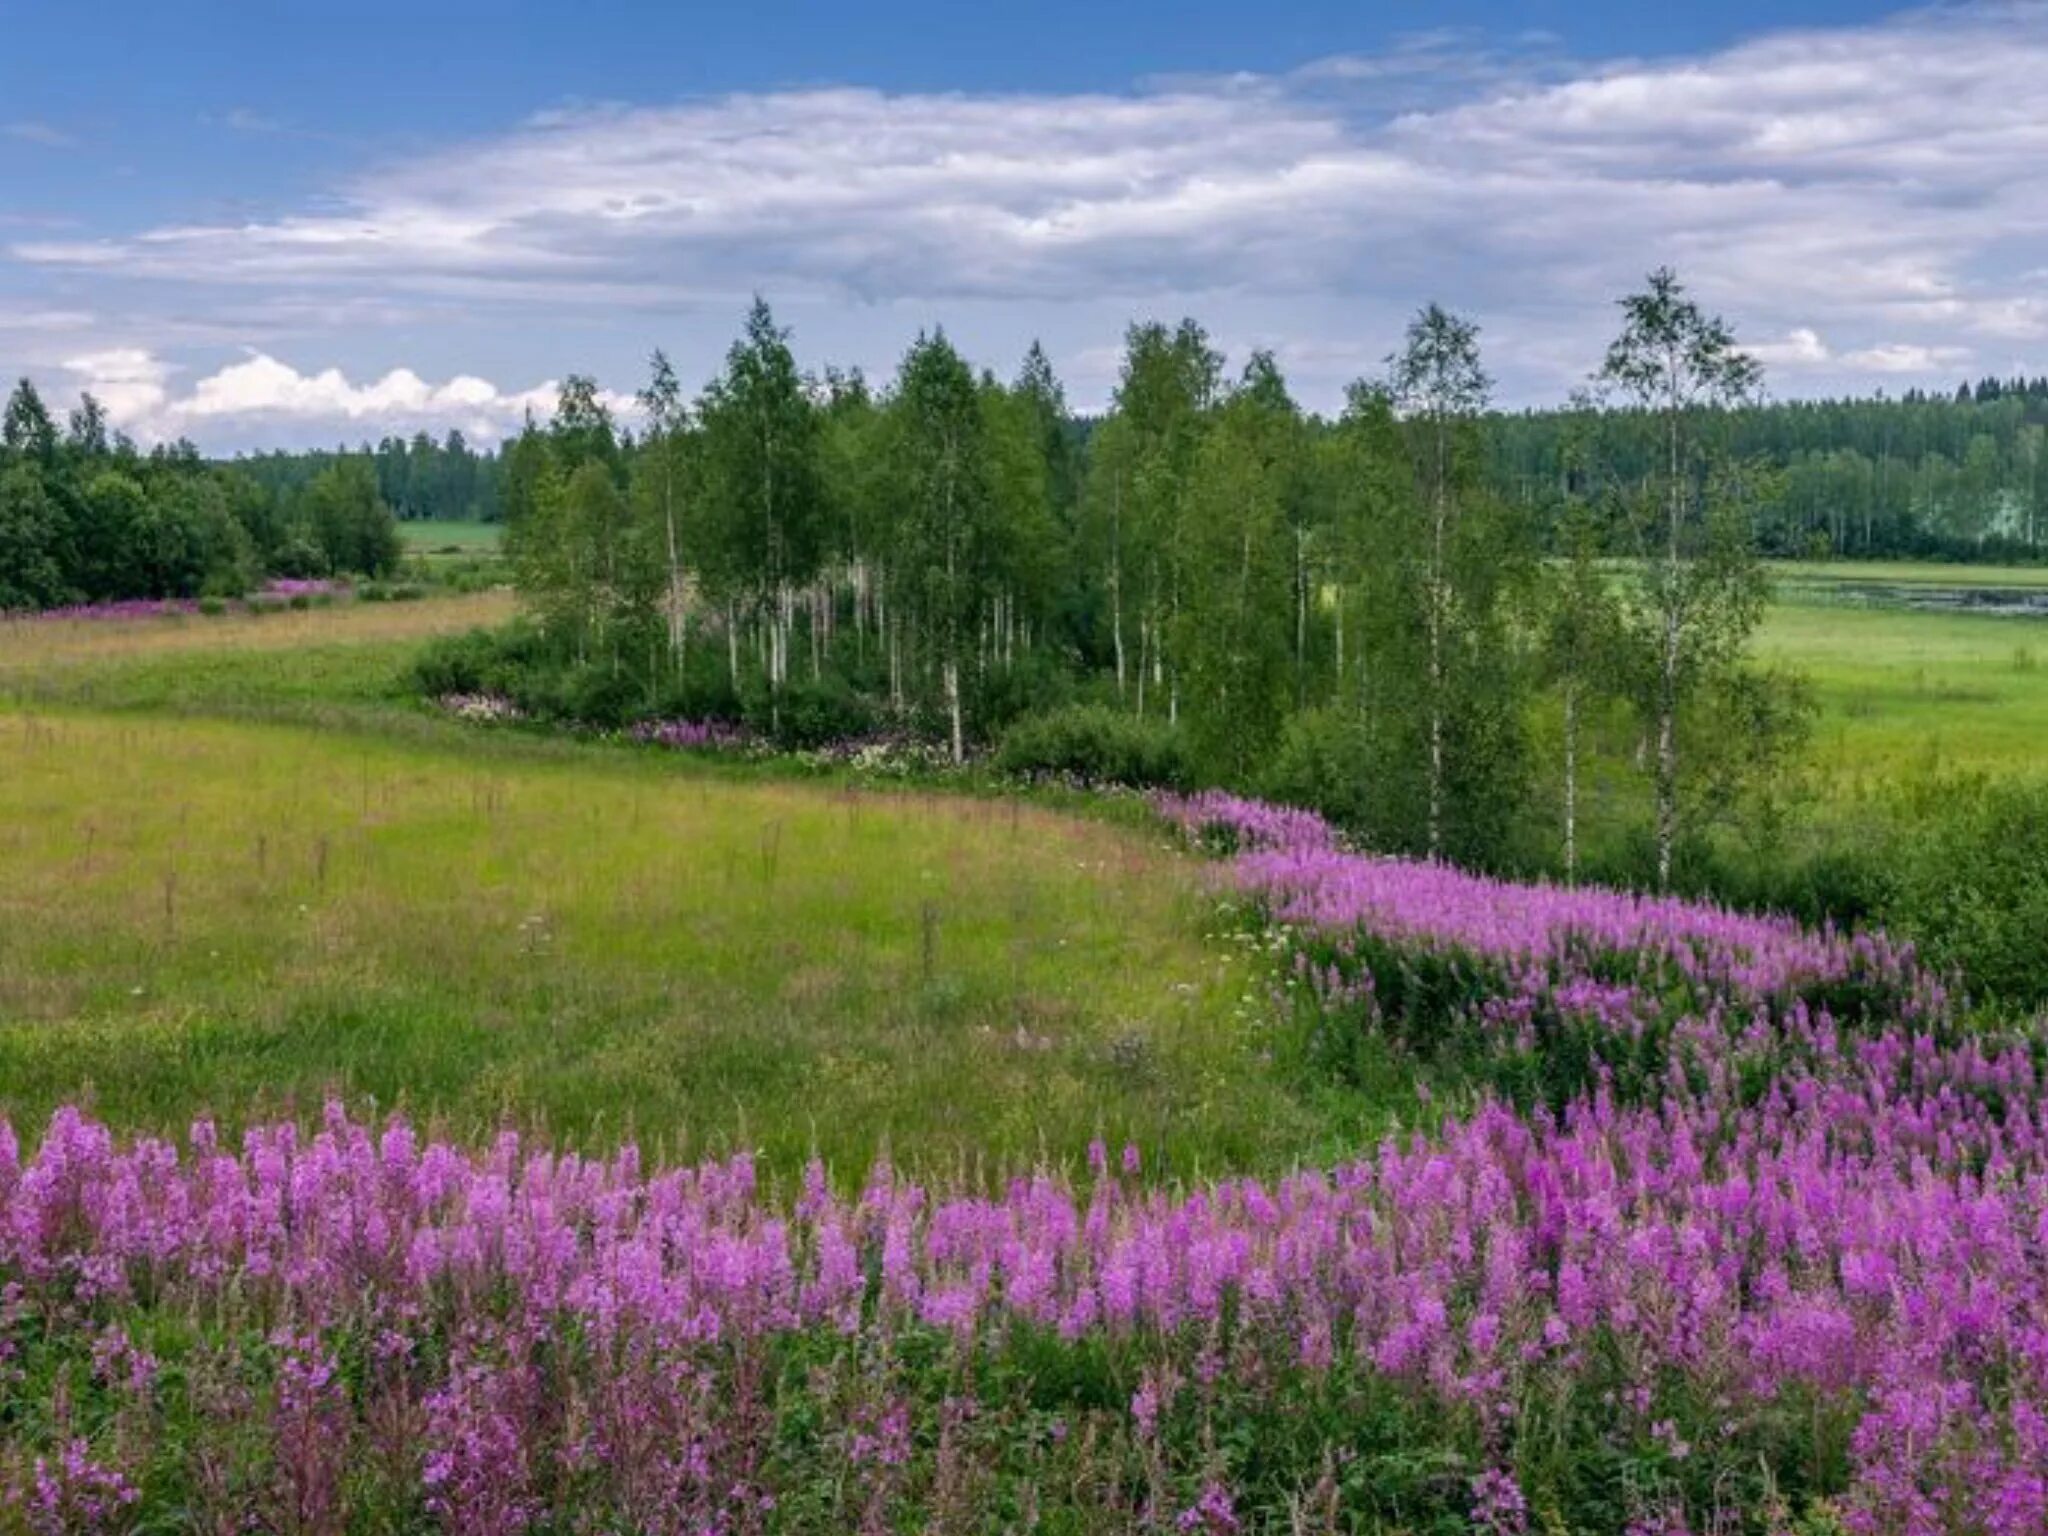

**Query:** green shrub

left=1259, top=707, right=1374, bottom=833
left=1881, top=776, right=2048, bottom=1008
left=970, top=651, right=1076, bottom=735
left=746, top=674, right=876, bottom=750
left=411, top=623, right=550, bottom=700
left=522, top=661, right=643, bottom=730
left=649, top=670, right=743, bottom=727
left=995, top=705, right=1190, bottom=789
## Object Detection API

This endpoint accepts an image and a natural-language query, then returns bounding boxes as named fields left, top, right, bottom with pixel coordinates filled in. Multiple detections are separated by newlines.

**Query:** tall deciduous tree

left=1390, top=304, right=1492, bottom=859
left=1177, top=352, right=1301, bottom=782
left=2, top=379, right=57, bottom=461
left=302, top=458, right=402, bottom=579
left=1084, top=321, right=1220, bottom=717
left=636, top=350, right=692, bottom=665
left=884, top=331, right=991, bottom=762
left=697, top=299, right=824, bottom=705
left=1597, top=267, right=1766, bottom=889
left=977, top=367, right=1058, bottom=677
left=1538, top=498, right=1621, bottom=885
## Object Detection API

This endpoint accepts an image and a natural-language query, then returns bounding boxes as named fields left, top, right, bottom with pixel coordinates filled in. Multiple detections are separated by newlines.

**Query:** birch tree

left=1085, top=321, right=1220, bottom=718
left=1597, top=268, right=1764, bottom=890
left=697, top=300, right=824, bottom=710
left=1390, top=304, right=1491, bottom=860
left=886, top=331, right=991, bottom=763
left=1177, top=352, right=1300, bottom=782
left=635, top=350, right=692, bottom=667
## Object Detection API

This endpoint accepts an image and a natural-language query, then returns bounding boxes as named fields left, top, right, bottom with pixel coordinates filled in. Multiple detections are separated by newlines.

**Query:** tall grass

left=0, top=710, right=1345, bottom=1175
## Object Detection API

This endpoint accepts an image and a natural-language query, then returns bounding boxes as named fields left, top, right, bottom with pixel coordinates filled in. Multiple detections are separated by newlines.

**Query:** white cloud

left=1747, top=327, right=1832, bottom=367
left=61, top=349, right=619, bottom=447
left=62, top=349, right=172, bottom=426
left=1840, top=341, right=1975, bottom=373
left=1, top=121, right=76, bottom=149
left=13, top=3, right=2048, bottom=436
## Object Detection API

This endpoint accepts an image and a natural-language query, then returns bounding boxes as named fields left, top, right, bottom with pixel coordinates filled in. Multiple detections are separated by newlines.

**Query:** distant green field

left=399, top=518, right=502, bottom=554
left=1766, top=559, right=2048, bottom=590
left=1762, top=564, right=2048, bottom=790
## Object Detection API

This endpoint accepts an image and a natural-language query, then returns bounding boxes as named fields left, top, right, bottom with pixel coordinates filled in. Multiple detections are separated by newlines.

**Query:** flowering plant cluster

left=1152, top=790, right=1339, bottom=853
left=628, top=716, right=756, bottom=753
left=1162, top=792, right=1943, bottom=1107
left=791, top=729, right=968, bottom=777
left=6, top=1031, right=2048, bottom=1534
left=258, top=578, right=350, bottom=600
left=10, top=579, right=351, bottom=625
left=437, top=691, right=527, bottom=724
left=4, top=793, right=2043, bottom=1532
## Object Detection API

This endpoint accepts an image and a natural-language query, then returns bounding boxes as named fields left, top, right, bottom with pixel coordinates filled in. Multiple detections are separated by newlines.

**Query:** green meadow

left=0, top=594, right=1345, bottom=1177
left=398, top=518, right=503, bottom=554
left=1758, top=575, right=2048, bottom=789
left=1, top=567, right=2042, bottom=1174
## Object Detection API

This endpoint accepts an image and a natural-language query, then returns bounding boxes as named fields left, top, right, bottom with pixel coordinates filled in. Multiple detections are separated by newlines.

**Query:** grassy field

left=0, top=708, right=1343, bottom=1174
left=1766, top=558, right=2048, bottom=589
left=0, top=596, right=1355, bottom=1177
left=1760, top=570, right=2048, bottom=789
left=0, top=588, right=512, bottom=703
left=399, top=518, right=502, bottom=554
left=0, top=567, right=2039, bottom=1174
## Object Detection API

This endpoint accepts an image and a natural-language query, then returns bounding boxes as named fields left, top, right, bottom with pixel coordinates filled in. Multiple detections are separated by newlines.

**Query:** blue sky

left=4, top=0, right=2043, bottom=449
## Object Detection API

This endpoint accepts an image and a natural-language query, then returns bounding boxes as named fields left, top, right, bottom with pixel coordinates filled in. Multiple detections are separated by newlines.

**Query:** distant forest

left=235, top=374, right=2048, bottom=562
left=1493, top=376, right=2048, bottom=560
left=236, top=432, right=504, bottom=526
left=0, top=381, right=401, bottom=611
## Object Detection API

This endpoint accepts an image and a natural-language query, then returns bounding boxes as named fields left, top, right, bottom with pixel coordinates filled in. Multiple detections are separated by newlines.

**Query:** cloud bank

left=10, top=3, right=2048, bottom=445
left=59, top=350, right=597, bottom=449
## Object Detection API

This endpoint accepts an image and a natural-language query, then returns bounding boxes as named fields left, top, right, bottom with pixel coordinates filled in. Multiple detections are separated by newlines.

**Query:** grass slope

left=2, top=575, right=2041, bottom=1178
left=0, top=589, right=515, bottom=715
left=0, top=709, right=1334, bottom=1174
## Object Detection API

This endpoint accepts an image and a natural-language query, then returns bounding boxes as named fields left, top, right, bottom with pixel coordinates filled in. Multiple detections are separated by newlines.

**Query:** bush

left=970, top=651, right=1076, bottom=736
left=411, top=624, right=550, bottom=701
left=745, top=674, right=877, bottom=750
left=995, top=705, right=1190, bottom=790
left=519, top=661, right=644, bottom=730
left=269, top=533, right=329, bottom=580
left=1258, top=708, right=1374, bottom=833
left=649, top=668, right=744, bottom=728
left=1880, top=776, right=2048, bottom=1009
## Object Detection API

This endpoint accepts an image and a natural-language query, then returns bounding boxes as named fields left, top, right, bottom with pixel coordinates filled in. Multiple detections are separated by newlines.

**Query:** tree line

left=1494, top=377, right=2048, bottom=560
left=208, top=356, right=2048, bottom=570
left=216, top=359, right=2048, bottom=572
left=0, top=380, right=403, bottom=610
left=472, top=271, right=1799, bottom=889
left=235, top=432, right=503, bottom=526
